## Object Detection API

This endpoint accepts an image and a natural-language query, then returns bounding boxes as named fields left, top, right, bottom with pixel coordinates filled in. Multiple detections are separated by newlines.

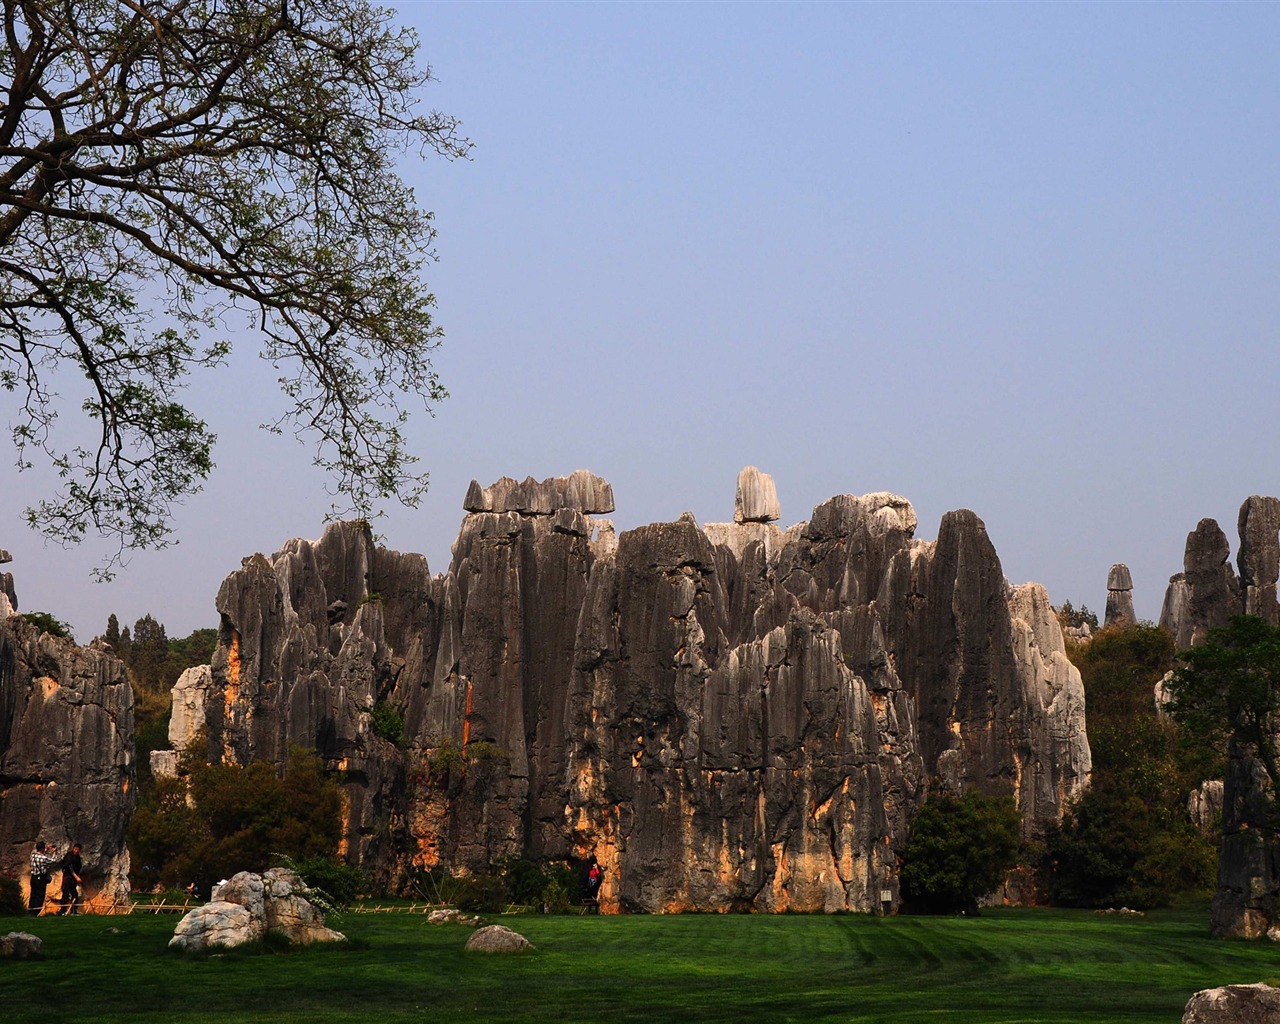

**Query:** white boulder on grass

left=464, top=924, right=534, bottom=953
left=169, top=868, right=345, bottom=953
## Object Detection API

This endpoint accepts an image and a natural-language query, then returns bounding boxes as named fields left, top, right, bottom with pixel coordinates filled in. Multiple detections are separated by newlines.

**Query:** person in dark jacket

left=28, top=840, right=57, bottom=916
left=59, top=843, right=83, bottom=915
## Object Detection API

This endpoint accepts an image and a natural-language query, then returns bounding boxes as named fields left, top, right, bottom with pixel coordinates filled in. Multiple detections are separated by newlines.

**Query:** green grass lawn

left=2, top=905, right=1276, bottom=1023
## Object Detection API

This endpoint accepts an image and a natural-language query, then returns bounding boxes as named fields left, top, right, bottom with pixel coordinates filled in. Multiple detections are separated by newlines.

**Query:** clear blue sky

left=4, top=1, right=1278, bottom=641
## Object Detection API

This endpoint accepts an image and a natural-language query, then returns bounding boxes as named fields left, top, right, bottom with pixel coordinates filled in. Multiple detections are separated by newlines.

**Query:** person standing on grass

left=28, top=840, right=57, bottom=915
left=586, top=860, right=602, bottom=912
left=59, top=842, right=83, bottom=915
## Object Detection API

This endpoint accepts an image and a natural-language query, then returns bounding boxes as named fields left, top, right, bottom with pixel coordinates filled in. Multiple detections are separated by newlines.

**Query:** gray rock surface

left=1104, top=563, right=1136, bottom=628
left=0, top=931, right=42, bottom=958
left=1182, top=983, right=1280, bottom=1023
left=169, top=868, right=344, bottom=952
left=464, top=924, right=534, bottom=953
left=463, top=470, right=614, bottom=515
left=169, top=900, right=260, bottom=952
left=169, top=664, right=213, bottom=751
left=0, top=604, right=135, bottom=911
left=1159, top=519, right=1240, bottom=649
left=1238, top=496, right=1280, bottom=625
left=159, top=471, right=1089, bottom=914
left=733, top=466, right=781, bottom=523
left=1188, top=780, right=1224, bottom=832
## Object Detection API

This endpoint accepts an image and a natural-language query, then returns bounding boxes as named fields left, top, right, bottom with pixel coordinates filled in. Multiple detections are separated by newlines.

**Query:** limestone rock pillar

left=1104, top=564, right=1136, bottom=628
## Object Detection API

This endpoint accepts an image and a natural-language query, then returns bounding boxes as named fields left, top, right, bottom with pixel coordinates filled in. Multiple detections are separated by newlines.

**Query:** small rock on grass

left=428, top=909, right=480, bottom=926
left=1, top=932, right=42, bottom=958
left=464, top=925, right=534, bottom=953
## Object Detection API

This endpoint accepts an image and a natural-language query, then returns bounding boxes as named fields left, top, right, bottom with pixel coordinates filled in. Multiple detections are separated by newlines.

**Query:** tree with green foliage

left=128, top=613, right=170, bottom=692
left=900, top=790, right=1022, bottom=914
left=1044, top=624, right=1218, bottom=908
left=1, top=0, right=470, bottom=574
left=128, top=743, right=343, bottom=892
left=1165, top=615, right=1280, bottom=826
left=1056, top=601, right=1100, bottom=632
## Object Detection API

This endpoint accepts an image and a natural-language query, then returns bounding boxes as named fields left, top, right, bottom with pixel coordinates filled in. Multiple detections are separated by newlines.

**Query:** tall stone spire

left=1104, top=563, right=1135, bottom=628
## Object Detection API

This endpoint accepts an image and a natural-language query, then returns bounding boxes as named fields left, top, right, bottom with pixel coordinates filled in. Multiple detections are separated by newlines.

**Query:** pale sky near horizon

left=3, top=1, right=1278, bottom=643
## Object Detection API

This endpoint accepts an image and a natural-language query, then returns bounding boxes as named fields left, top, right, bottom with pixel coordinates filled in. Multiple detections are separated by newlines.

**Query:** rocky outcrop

left=1188, top=780, right=1225, bottom=832
left=164, top=469, right=1089, bottom=913
left=0, top=549, right=13, bottom=620
left=169, top=868, right=345, bottom=952
left=1238, top=496, right=1280, bottom=625
left=169, top=664, right=213, bottom=751
left=0, top=599, right=135, bottom=910
left=1104, top=564, right=1135, bottom=629
left=734, top=466, right=781, bottom=523
left=1182, top=983, right=1280, bottom=1023
left=1160, top=520, right=1240, bottom=650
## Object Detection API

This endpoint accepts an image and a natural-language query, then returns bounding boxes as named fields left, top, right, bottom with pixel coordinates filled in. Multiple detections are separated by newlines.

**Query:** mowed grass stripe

left=1, top=905, right=1275, bottom=1023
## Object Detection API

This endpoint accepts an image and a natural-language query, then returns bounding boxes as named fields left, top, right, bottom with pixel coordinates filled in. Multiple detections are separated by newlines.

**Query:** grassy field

left=1, top=905, right=1276, bottom=1023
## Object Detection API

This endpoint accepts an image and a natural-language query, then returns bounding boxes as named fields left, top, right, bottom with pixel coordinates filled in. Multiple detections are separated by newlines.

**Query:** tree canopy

left=1166, top=614, right=1280, bottom=829
left=128, top=743, right=343, bottom=892
left=899, top=790, right=1021, bottom=914
left=1, top=0, right=470, bottom=573
left=1044, top=624, right=1217, bottom=909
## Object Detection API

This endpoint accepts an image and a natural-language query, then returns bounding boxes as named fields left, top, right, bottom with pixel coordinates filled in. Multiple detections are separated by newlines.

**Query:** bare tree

left=0, top=0, right=470, bottom=574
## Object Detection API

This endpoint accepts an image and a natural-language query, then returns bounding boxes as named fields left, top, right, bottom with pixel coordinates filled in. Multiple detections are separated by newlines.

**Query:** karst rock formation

left=1159, top=495, right=1280, bottom=939
left=158, top=468, right=1089, bottom=913
left=0, top=575, right=135, bottom=909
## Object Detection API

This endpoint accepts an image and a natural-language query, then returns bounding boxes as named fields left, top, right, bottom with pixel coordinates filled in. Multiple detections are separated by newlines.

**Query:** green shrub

left=901, top=790, right=1022, bottom=914
left=426, top=740, right=463, bottom=776
left=128, top=745, right=343, bottom=893
left=403, top=866, right=467, bottom=906
left=293, top=856, right=372, bottom=908
left=501, top=858, right=547, bottom=905
left=0, top=875, right=25, bottom=915
left=455, top=873, right=510, bottom=913
left=21, top=610, right=74, bottom=640
left=540, top=877, right=574, bottom=915
left=370, top=700, right=405, bottom=747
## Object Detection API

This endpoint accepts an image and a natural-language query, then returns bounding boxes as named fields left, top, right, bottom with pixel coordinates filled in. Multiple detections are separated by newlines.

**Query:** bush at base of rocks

left=0, top=876, right=25, bottom=916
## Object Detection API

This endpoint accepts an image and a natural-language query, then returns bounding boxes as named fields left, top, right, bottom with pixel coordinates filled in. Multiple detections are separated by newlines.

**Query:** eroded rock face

left=0, top=609, right=134, bottom=910
left=1238, top=496, right=1280, bottom=625
left=168, top=469, right=1089, bottom=913
left=1160, top=519, right=1240, bottom=650
left=734, top=466, right=781, bottom=524
left=1188, top=780, right=1225, bottom=832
